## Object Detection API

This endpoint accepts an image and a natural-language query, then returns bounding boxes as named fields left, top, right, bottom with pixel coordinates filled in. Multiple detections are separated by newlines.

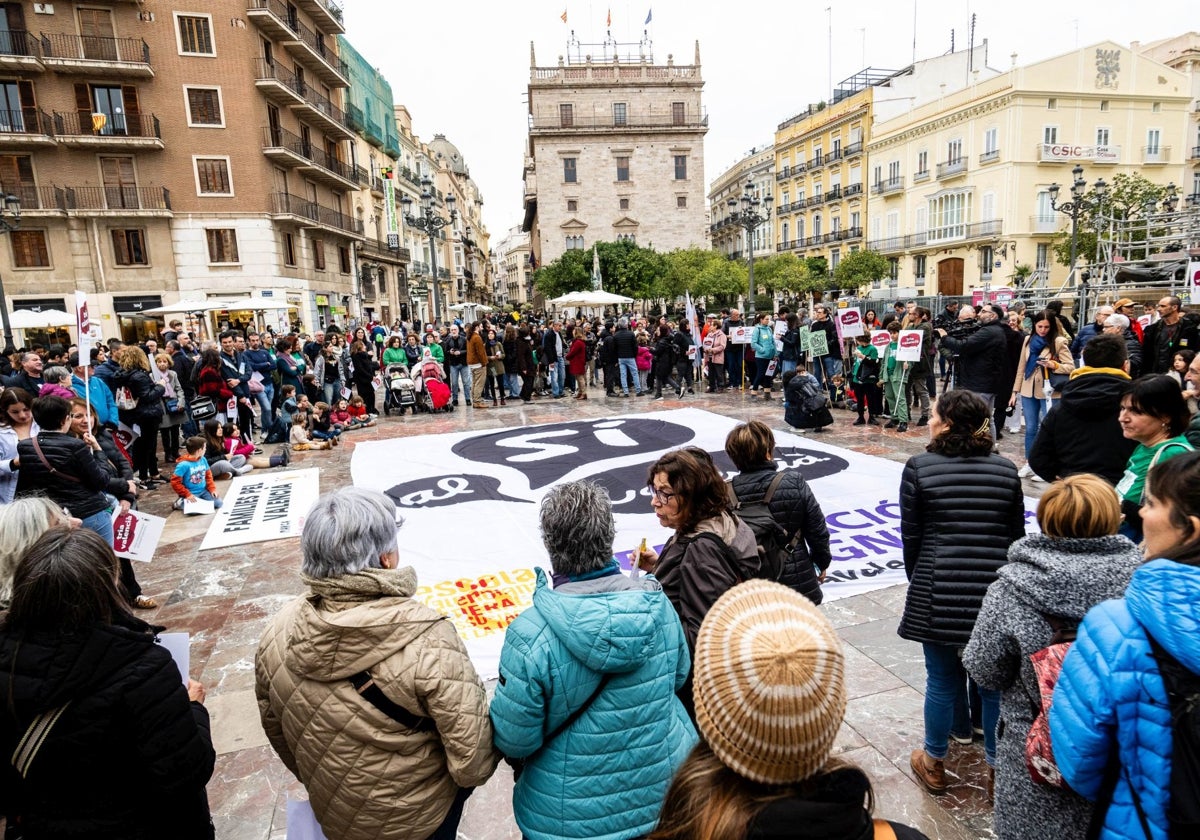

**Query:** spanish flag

left=561, top=8, right=567, bottom=23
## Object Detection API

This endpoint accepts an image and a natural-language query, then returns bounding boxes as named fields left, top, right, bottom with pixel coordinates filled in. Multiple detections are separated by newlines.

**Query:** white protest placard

left=871, top=329, right=891, bottom=349
left=896, top=330, right=924, bottom=362
left=1191, top=260, right=1200, bottom=292
left=838, top=309, right=865, bottom=338
left=156, top=632, right=190, bottom=685
left=112, top=509, right=166, bottom=563
left=728, top=325, right=753, bottom=344
left=183, top=497, right=215, bottom=516
left=75, top=291, right=92, bottom=359
left=200, top=468, right=320, bottom=551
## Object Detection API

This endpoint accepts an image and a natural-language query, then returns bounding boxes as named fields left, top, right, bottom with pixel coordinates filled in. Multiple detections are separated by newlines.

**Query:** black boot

left=853, top=415, right=866, bottom=426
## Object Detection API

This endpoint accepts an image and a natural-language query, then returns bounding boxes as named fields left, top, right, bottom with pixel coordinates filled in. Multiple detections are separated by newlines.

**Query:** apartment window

left=1036, top=243, right=1050, bottom=269
left=184, top=87, right=223, bottom=127
left=338, top=245, right=351, bottom=274
left=927, top=191, right=970, bottom=242
left=1096, top=127, right=1111, bottom=146
left=1047, top=98, right=1057, bottom=110
left=672, top=102, right=685, bottom=125
left=1100, top=100, right=1110, bottom=111
left=796, top=218, right=805, bottom=241
left=1152, top=102, right=1161, bottom=113
left=850, top=211, right=860, bottom=230
left=914, top=254, right=927, bottom=277
left=1147, top=129, right=1161, bottom=154
left=312, top=237, right=325, bottom=270
left=616, top=156, right=630, bottom=181
left=674, top=154, right=687, bottom=180
left=559, top=103, right=573, bottom=127
left=916, top=150, right=929, bottom=174
left=781, top=221, right=789, bottom=244
left=946, top=139, right=962, bottom=163
left=205, top=228, right=239, bottom=263
left=1043, top=125, right=1058, bottom=145
left=566, top=199, right=577, bottom=212
left=175, top=13, right=214, bottom=56
left=888, top=160, right=901, bottom=180
left=980, top=245, right=994, bottom=277
left=832, top=138, right=842, bottom=156
left=281, top=232, right=297, bottom=266
left=111, top=229, right=147, bottom=266
left=873, top=164, right=882, bottom=185
left=984, top=127, right=998, bottom=153
left=619, top=197, right=629, bottom=210
left=11, top=230, right=49, bottom=267
left=194, top=157, right=232, bottom=195
left=677, top=195, right=687, bottom=208
left=830, top=248, right=841, bottom=269
left=565, top=235, right=584, bottom=250
left=981, top=192, right=996, bottom=221
left=563, top=157, right=577, bottom=183
left=613, top=102, right=627, bottom=126
left=813, top=214, right=822, bottom=237
left=888, top=257, right=900, bottom=282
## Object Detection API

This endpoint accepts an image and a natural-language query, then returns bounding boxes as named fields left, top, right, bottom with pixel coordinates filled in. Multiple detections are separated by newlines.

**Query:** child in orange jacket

left=171, top=436, right=222, bottom=511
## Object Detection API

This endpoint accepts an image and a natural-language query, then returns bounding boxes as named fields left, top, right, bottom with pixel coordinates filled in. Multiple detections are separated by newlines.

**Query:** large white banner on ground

left=351, top=408, right=1038, bottom=676
left=200, top=468, right=320, bottom=551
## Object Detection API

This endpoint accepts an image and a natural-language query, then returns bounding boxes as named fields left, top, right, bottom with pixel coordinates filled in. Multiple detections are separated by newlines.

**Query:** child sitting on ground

left=289, top=413, right=331, bottom=451
left=782, top=369, right=834, bottom=433
left=310, top=402, right=341, bottom=446
left=223, top=422, right=256, bottom=459
left=170, top=436, right=223, bottom=511
left=301, top=372, right=321, bottom=406
left=329, top=397, right=353, bottom=429
left=263, top=384, right=297, bottom=444
left=346, top=395, right=377, bottom=427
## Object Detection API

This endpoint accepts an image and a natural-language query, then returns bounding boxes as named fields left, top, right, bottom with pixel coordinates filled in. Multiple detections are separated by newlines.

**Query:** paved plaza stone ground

left=129, top=387, right=1045, bottom=840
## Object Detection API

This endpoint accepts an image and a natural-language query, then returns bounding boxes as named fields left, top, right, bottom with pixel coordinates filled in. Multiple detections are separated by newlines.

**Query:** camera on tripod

left=940, top=318, right=983, bottom=341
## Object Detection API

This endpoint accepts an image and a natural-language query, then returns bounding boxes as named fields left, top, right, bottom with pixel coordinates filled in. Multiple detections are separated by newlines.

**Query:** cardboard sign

left=896, top=330, right=924, bottom=362
left=156, top=632, right=190, bottom=685
left=798, top=326, right=811, bottom=353
left=729, top=325, right=753, bottom=344
left=200, top=468, right=320, bottom=551
left=808, top=329, right=829, bottom=357
left=871, top=330, right=891, bottom=349
left=838, top=309, right=865, bottom=338
left=112, top=509, right=166, bottom=563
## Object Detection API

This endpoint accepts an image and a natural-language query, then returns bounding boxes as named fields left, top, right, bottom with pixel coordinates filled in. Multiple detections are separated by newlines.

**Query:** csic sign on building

left=1039, top=144, right=1121, bottom=163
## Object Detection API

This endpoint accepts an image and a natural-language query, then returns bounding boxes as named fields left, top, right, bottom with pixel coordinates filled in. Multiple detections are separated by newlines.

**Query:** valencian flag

left=591, top=246, right=603, bottom=291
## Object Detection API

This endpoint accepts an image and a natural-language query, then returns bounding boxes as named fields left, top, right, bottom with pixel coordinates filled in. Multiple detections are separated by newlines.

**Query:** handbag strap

left=30, top=435, right=81, bottom=483
left=11, top=702, right=71, bottom=778
left=535, top=672, right=612, bottom=757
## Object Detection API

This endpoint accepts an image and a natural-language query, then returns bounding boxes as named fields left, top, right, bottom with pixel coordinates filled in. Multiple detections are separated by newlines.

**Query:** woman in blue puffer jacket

left=490, top=480, right=697, bottom=840
left=1050, top=450, right=1200, bottom=840
left=749, top=313, right=778, bottom=398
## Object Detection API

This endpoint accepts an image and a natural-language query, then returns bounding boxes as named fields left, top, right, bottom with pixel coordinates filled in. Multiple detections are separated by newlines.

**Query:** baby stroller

left=383, top=363, right=418, bottom=416
left=413, top=354, right=452, bottom=412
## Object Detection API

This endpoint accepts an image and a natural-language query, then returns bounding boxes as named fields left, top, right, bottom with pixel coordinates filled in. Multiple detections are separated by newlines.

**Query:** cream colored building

left=1133, top=32, right=1200, bottom=203
left=865, top=42, right=1192, bottom=298
left=522, top=38, right=708, bottom=267
left=708, top=144, right=774, bottom=260
left=492, top=225, right=533, bottom=308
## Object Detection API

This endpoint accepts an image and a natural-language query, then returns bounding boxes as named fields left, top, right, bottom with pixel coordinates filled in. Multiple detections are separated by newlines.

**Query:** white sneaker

left=1018, top=463, right=1033, bottom=478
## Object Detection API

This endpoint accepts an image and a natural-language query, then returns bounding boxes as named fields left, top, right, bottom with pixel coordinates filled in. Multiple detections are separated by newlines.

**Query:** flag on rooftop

left=561, top=9, right=567, bottom=23
left=645, top=8, right=652, bottom=25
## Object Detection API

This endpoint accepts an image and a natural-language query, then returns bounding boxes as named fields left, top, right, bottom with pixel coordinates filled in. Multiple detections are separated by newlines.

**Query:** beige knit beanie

left=693, top=579, right=847, bottom=785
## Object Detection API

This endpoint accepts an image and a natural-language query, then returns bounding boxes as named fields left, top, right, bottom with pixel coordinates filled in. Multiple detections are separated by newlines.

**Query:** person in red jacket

left=566, top=327, right=589, bottom=400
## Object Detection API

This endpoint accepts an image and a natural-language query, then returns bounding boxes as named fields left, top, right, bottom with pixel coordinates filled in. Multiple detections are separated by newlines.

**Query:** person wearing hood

left=0, top=526, right=215, bottom=839
left=255, top=488, right=498, bottom=840
left=1028, top=334, right=1136, bottom=485
left=490, top=480, right=697, bottom=840
left=1050, top=451, right=1200, bottom=840
left=963, top=475, right=1142, bottom=838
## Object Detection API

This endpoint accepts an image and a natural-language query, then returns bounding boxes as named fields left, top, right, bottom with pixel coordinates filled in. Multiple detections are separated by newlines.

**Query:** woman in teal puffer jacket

left=749, top=313, right=778, bottom=398
left=490, top=480, right=696, bottom=840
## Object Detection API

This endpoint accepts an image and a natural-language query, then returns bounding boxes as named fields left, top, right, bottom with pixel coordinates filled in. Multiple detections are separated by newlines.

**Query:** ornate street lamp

left=726, top=178, right=773, bottom=321
left=400, top=176, right=456, bottom=324
left=1048, top=164, right=1106, bottom=324
left=0, top=193, right=23, bottom=355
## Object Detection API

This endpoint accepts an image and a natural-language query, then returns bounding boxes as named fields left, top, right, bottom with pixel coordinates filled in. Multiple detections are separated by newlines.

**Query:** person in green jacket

left=422, top=332, right=444, bottom=364
left=881, top=321, right=911, bottom=432
left=749, top=313, right=778, bottom=399
left=850, top=333, right=882, bottom=425
left=382, top=335, right=407, bottom=368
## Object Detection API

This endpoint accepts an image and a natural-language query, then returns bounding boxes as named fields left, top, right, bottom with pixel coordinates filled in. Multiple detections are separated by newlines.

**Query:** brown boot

left=580, top=392, right=588, bottom=400
left=910, top=749, right=947, bottom=794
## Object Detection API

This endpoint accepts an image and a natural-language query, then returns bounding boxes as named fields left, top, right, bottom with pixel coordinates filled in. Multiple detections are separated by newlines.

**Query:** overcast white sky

left=345, top=1, right=1193, bottom=237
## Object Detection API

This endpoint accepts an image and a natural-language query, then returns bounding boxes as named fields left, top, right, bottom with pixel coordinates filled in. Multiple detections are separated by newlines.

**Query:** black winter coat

left=111, top=367, right=164, bottom=425
left=731, top=464, right=832, bottom=604
left=15, top=431, right=114, bottom=517
left=93, top=429, right=137, bottom=504
left=939, top=321, right=1008, bottom=394
left=747, top=767, right=929, bottom=839
left=0, top=617, right=215, bottom=840
left=1027, top=370, right=1135, bottom=485
left=652, top=336, right=676, bottom=379
left=613, top=327, right=638, bottom=359
left=897, top=451, right=1025, bottom=646
left=1142, top=311, right=1200, bottom=374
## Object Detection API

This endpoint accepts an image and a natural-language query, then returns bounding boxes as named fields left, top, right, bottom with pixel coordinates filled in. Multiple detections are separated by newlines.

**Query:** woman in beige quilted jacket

left=255, top=488, right=499, bottom=840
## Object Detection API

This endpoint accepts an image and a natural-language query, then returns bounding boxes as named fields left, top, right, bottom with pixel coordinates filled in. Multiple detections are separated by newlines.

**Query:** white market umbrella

left=213, top=296, right=296, bottom=311
left=551, top=290, right=632, bottom=306
left=7, top=308, right=73, bottom=329
left=140, top=297, right=235, bottom=315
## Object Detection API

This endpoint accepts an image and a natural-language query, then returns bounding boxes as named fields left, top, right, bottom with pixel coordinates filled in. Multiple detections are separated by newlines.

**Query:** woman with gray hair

left=490, top=480, right=696, bottom=840
left=255, top=488, right=498, bottom=840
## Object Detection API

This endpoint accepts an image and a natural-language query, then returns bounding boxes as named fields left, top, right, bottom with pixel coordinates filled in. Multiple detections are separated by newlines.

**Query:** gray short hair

left=301, top=488, right=401, bottom=579
left=540, top=480, right=615, bottom=578
left=43, top=366, right=71, bottom=385
left=618, top=317, right=629, bottom=329
left=1105, top=313, right=1131, bottom=330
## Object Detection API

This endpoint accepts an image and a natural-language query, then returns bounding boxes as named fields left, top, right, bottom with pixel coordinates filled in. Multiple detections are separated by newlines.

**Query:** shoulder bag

left=504, top=672, right=613, bottom=781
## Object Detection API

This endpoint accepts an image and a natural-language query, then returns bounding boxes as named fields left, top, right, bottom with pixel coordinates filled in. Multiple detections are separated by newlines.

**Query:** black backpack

left=1137, top=636, right=1200, bottom=838
left=723, top=473, right=797, bottom=582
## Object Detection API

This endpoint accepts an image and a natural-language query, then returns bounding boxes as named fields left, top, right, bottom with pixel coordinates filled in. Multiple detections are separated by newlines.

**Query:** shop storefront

left=112, top=295, right=164, bottom=345
left=11, top=297, right=70, bottom=349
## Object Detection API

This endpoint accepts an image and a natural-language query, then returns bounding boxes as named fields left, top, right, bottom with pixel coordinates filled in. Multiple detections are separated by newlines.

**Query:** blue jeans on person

left=449, top=364, right=471, bottom=403
left=781, top=359, right=798, bottom=376
left=618, top=357, right=639, bottom=394
left=81, top=508, right=114, bottom=548
left=255, top=382, right=276, bottom=429
left=727, top=346, right=745, bottom=388
left=312, top=428, right=341, bottom=442
left=1020, top=394, right=1051, bottom=456
left=922, top=643, right=1000, bottom=765
left=548, top=358, right=565, bottom=397
left=505, top=372, right=521, bottom=399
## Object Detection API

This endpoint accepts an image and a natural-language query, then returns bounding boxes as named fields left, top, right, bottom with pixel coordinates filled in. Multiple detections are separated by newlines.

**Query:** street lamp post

left=0, top=193, right=23, bottom=355
left=726, top=178, right=773, bottom=322
left=1048, top=164, right=1107, bottom=324
left=400, top=176, right=456, bottom=325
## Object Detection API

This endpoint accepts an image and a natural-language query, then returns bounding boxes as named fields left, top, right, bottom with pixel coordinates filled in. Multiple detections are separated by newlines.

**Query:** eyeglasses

left=650, top=486, right=676, bottom=504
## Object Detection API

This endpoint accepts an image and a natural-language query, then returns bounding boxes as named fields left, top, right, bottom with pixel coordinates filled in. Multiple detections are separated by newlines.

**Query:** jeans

left=727, top=346, right=745, bottom=388
left=429, top=787, right=473, bottom=840
left=549, top=358, right=565, bottom=397
left=255, top=382, right=276, bottom=428
left=449, top=364, right=471, bottom=403
left=811, top=356, right=841, bottom=401
left=81, top=508, right=114, bottom=547
left=781, top=359, right=798, bottom=376
left=505, top=372, right=521, bottom=398
left=1020, top=394, right=1051, bottom=456
left=321, top=382, right=338, bottom=407
left=618, top=357, right=639, bottom=394
left=922, top=643, right=1000, bottom=765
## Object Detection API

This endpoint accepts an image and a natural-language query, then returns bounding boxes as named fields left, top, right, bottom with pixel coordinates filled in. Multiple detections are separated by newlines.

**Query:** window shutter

left=122, top=86, right=141, bottom=136
left=74, top=83, right=91, bottom=131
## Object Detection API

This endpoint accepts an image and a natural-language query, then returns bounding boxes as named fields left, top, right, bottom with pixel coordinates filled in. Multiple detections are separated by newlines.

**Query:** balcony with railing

left=841, top=226, right=863, bottom=240
left=261, top=126, right=358, bottom=189
left=843, top=183, right=863, bottom=199
left=844, top=141, right=863, bottom=158
left=254, top=58, right=306, bottom=106
left=775, top=167, right=790, bottom=181
left=52, top=111, right=162, bottom=149
left=294, top=0, right=346, bottom=34
left=529, top=106, right=708, bottom=133
left=872, top=177, right=904, bottom=195
left=269, top=191, right=363, bottom=237
left=64, top=185, right=171, bottom=215
left=826, top=148, right=843, bottom=165
left=1142, top=146, right=1170, bottom=164
left=806, top=194, right=824, bottom=207
left=290, top=80, right=355, bottom=138
left=824, top=186, right=842, bottom=203
left=0, top=30, right=43, bottom=71
left=4, top=185, right=66, bottom=213
left=913, top=169, right=931, bottom=183
left=1191, top=146, right=1200, bottom=161
left=246, top=0, right=350, bottom=87
left=363, top=114, right=383, bottom=147
left=1030, top=215, right=1060, bottom=234
left=927, top=218, right=1003, bottom=246
left=0, top=109, right=55, bottom=147
left=38, top=32, right=152, bottom=77
left=979, top=149, right=1000, bottom=165
left=936, top=157, right=967, bottom=179
left=807, top=152, right=824, bottom=170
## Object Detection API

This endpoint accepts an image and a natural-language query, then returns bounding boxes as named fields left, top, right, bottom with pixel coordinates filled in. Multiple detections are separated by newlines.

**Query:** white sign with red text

left=838, top=309, right=865, bottom=338
left=896, top=330, right=923, bottom=362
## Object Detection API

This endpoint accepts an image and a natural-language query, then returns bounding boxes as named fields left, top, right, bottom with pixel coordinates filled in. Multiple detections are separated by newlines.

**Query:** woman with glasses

left=633, top=447, right=759, bottom=719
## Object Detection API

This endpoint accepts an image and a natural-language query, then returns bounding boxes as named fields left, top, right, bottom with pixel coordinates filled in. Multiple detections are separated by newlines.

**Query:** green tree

left=753, top=253, right=812, bottom=295
left=661, top=248, right=746, bottom=300
left=532, top=248, right=590, bottom=300
left=533, top=240, right=667, bottom=302
left=1051, top=172, right=1171, bottom=266
left=833, top=250, right=891, bottom=294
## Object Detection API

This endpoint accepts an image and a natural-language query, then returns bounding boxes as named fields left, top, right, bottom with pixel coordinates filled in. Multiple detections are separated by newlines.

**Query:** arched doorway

left=937, top=258, right=964, bottom=296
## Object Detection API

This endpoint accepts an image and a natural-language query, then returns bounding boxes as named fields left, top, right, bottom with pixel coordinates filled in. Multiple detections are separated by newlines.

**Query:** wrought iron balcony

left=294, top=0, right=346, bottom=34
left=261, top=126, right=358, bottom=189
left=38, top=32, right=152, bottom=77
left=52, top=111, right=162, bottom=149
left=844, top=141, right=863, bottom=158
left=824, top=186, right=842, bottom=203
left=806, top=194, right=824, bottom=207
left=0, top=109, right=55, bottom=146
left=3, top=185, right=66, bottom=212
left=254, top=58, right=306, bottom=106
left=872, top=177, right=904, bottom=195
left=1191, top=146, right=1200, bottom=161
left=775, top=167, right=790, bottom=181
left=979, top=149, right=1000, bottom=164
left=246, top=0, right=350, bottom=87
left=0, top=30, right=43, bottom=71
left=807, top=152, right=824, bottom=169
left=290, top=80, right=354, bottom=138
left=936, top=158, right=967, bottom=179
left=64, top=185, right=171, bottom=214
left=1030, top=215, right=1060, bottom=234
left=843, top=183, right=863, bottom=198
left=269, top=191, right=363, bottom=237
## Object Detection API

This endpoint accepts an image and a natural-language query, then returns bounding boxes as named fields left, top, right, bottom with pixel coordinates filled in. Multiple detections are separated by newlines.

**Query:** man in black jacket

left=613, top=318, right=640, bottom=396
left=936, top=304, right=1007, bottom=414
left=1142, top=295, right=1200, bottom=374
left=1028, top=334, right=1134, bottom=485
left=219, top=330, right=254, bottom=435
left=4, top=352, right=44, bottom=394
left=723, top=309, right=745, bottom=389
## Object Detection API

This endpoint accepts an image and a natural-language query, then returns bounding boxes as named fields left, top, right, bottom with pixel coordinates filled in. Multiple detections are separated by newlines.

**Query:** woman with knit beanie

left=649, top=580, right=929, bottom=840
left=963, top=475, right=1141, bottom=839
